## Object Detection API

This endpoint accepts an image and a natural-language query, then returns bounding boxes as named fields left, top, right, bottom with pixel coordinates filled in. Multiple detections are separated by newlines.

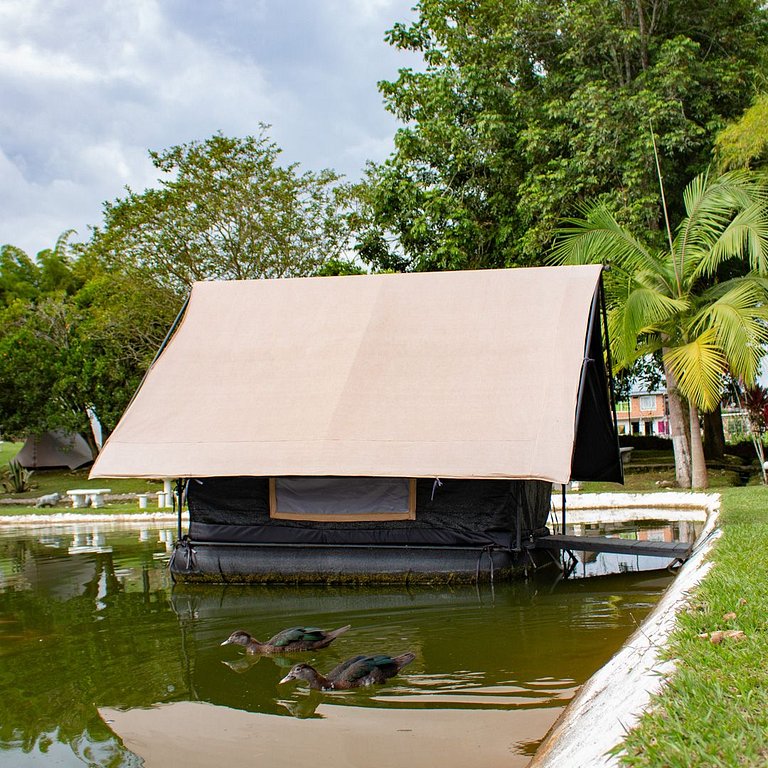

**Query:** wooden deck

left=535, top=534, right=692, bottom=561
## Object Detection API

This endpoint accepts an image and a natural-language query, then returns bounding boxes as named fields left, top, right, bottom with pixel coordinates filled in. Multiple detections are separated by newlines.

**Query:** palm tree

left=551, top=171, right=768, bottom=488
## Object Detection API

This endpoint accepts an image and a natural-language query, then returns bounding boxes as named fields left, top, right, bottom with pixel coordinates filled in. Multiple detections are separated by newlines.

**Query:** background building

left=616, top=391, right=669, bottom=437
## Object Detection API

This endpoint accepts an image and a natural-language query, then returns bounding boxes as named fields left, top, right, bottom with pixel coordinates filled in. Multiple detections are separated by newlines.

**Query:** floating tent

left=90, top=265, right=622, bottom=583
left=16, top=429, right=93, bottom=470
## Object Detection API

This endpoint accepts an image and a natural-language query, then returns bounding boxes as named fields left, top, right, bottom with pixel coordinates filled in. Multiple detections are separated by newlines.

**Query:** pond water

left=0, top=517, right=699, bottom=768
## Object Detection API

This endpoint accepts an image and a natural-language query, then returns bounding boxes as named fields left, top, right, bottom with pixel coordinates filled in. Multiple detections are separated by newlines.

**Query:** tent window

left=269, top=477, right=416, bottom=522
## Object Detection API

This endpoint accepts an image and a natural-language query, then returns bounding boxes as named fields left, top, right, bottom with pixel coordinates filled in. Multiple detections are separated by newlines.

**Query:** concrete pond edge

left=530, top=491, right=722, bottom=768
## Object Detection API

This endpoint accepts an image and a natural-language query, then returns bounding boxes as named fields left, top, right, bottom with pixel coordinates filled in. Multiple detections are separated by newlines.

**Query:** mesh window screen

left=270, top=477, right=416, bottom=521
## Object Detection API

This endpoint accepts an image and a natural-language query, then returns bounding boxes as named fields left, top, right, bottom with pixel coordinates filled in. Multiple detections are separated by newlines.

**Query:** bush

left=724, top=440, right=761, bottom=463
left=1, top=460, right=33, bottom=493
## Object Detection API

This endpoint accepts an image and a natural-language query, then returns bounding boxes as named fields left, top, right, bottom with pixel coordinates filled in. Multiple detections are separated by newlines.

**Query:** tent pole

left=561, top=484, right=567, bottom=535
left=175, top=478, right=183, bottom=541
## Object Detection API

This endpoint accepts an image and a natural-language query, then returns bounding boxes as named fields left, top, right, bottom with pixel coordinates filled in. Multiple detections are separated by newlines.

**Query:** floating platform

left=535, top=534, right=692, bottom=562
left=168, top=540, right=553, bottom=585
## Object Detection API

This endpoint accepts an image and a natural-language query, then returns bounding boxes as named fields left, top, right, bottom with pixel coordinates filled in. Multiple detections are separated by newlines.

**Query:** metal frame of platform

left=536, top=534, right=691, bottom=559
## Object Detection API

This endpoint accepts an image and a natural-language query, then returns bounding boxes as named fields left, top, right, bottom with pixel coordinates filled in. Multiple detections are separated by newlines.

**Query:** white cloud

left=0, top=0, right=419, bottom=255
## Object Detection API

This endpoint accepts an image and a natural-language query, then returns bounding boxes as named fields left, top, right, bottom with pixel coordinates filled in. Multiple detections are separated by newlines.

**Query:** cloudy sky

left=0, top=0, right=420, bottom=257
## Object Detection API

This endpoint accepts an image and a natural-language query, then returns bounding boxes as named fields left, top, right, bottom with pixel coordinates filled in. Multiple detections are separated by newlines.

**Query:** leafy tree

left=0, top=229, right=178, bottom=445
left=0, top=295, right=86, bottom=438
left=363, top=0, right=768, bottom=271
left=552, top=170, right=768, bottom=488
left=0, top=246, right=39, bottom=305
left=73, top=270, right=181, bottom=434
left=0, top=231, right=80, bottom=307
left=89, top=128, right=358, bottom=293
left=714, top=93, right=768, bottom=172
left=0, top=232, right=89, bottom=439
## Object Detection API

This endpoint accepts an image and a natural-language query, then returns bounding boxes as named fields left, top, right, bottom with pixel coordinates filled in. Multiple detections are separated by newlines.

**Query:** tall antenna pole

left=650, top=120, right=680, bottom=294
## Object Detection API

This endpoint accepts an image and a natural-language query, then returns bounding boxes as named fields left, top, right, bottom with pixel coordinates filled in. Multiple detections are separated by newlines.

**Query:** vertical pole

left=175, top=478, right=183, bottom=542
left=561, top=484, right=567, bottom=536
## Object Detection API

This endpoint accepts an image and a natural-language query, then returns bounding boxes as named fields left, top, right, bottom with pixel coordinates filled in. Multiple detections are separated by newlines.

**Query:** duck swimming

left=220, top=625, right=351, bottom=654
left=279, top=652, right=416, bottom=690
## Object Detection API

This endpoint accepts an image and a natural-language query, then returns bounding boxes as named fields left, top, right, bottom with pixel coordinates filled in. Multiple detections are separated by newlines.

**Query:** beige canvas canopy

left=91, top=264, right=619, bottom=484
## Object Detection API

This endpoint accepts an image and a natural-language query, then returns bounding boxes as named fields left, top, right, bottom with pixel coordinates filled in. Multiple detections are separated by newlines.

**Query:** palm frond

left=678, top=172, right=768, bottom=281
left=692, top=280, right=768, bottom=381
left=684, top=170, right=767, bottom=217
left=607, top=308, right=639, bottom=369
left=663, top=329, right=727, bottom=412
left=550, top=203, right=659, bottom=274
left=692, top=203, right=768, bottom=278
left=623, top=287, right=688, bottom=332
left=608, top=287, right=687, bottom=366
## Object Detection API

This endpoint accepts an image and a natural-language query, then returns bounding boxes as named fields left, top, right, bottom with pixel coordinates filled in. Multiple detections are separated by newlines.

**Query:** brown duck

left=279, top=652, right=416, bottom=690
left=220, top=625, right=351, bottom=654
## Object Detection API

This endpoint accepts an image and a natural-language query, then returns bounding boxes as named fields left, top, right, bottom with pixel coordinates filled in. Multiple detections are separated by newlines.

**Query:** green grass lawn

left=0, top=500, right=174, bottom=516
left=580, top=468, right=751, bottom=494
left=0, top=441, right=23, bottom=465
left=1, top=467, right=162, bottom=499
left=618, top=485, right=768, bottom=767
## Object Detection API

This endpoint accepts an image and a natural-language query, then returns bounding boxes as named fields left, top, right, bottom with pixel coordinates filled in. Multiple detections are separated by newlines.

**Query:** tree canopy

left=714, top=93, right=768, bottom=172
left=89, top=128, right=359, bottom=293
left=359, top=0, right=768, bottom=272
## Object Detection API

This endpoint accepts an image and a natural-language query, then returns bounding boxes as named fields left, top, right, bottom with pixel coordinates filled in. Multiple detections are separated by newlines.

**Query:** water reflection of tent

left=99, top=700, right=557, bottom=768
left=16, top=429, right=93, bottom=470
left=90, top=265, right=623, bottom=583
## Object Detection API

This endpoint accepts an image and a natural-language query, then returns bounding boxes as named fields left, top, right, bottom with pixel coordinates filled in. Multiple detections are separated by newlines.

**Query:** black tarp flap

left=570, top=279, right=624, bottom=483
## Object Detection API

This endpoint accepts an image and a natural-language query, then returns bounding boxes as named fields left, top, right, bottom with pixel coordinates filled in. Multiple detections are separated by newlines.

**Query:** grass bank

left=618, top=486, right=768, bottom=767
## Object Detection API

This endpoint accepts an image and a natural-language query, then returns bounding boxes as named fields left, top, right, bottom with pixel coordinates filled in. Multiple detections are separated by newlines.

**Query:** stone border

left=553, top=490, right=716, bottom=510
left=529, top=491, right=721, bottom=768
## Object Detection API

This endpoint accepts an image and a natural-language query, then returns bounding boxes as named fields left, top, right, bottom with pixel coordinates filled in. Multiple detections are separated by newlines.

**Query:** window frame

left=268, top=477, right=417, bottom=522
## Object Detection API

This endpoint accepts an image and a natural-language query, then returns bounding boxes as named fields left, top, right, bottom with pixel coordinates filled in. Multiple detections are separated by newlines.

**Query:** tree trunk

left=689, top=402, right=709, bottom=489
left=702, top=405, right=725, bottom=460
left=663, top=355, right=692, bottom=488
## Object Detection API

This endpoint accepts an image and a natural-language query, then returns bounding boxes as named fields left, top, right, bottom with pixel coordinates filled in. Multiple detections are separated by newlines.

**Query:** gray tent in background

left=16, top=430, right=93, bottom=470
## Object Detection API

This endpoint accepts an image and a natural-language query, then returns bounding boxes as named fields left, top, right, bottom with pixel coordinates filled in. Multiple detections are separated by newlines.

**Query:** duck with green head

left=279, top=652, right=416, bottom=690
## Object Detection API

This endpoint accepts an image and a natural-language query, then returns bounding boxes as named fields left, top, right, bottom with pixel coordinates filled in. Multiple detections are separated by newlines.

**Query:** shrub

left=1, top=460, right=33, bottom=493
